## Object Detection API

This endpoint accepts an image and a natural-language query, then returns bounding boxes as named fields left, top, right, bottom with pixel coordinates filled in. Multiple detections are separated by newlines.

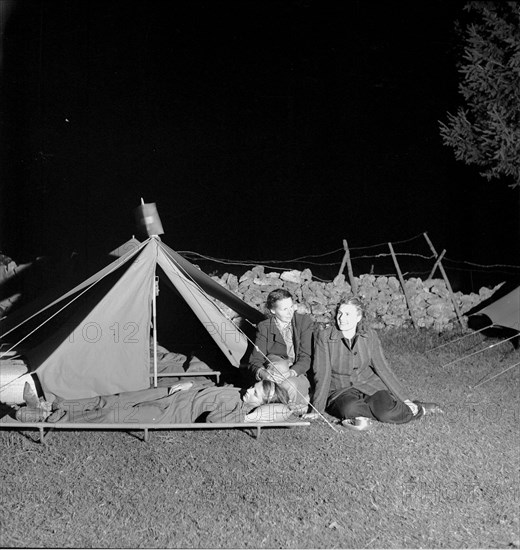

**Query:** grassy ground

left=1, top=329, right=519, bottom=549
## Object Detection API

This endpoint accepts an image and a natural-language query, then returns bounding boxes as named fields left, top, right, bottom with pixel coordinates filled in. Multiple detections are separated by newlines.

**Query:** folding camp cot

left=0, top=418, right=311, bottom=444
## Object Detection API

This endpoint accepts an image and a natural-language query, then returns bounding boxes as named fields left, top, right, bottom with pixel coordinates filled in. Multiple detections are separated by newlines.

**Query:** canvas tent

left=0, top=236, right=265, bottom=401
left=466, top=284, right=520, bottom=349
left=469, top=285, right=520, bottom=333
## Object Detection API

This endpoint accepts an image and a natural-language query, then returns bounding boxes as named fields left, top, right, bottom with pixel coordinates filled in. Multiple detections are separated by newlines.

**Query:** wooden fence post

left=337, top=239, right=358, bottom=295
left=388, top=242, right=419, bottom=330
left=423, top=233, right=464, bottom=329
left=337, top=241, right=348, bottom=279
left=427, top=249, right=446, bottom=280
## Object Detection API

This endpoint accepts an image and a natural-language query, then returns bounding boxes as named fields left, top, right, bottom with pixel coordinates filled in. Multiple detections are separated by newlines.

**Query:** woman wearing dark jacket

left=244, top=289, right=313, bottom=407
left=306, top=296, right=440, bottom=430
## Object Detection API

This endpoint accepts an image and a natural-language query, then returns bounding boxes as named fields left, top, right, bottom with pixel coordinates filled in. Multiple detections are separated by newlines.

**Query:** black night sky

left=1, top=0, right=519, bottom=290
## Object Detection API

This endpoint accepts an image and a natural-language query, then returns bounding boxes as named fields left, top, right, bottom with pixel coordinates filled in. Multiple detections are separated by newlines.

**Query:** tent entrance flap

left=157, top=247, right=248, bottom=366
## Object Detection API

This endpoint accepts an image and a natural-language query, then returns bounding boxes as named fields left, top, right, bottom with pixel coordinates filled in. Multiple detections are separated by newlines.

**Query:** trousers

left=326, top=387, right=414, bottom=424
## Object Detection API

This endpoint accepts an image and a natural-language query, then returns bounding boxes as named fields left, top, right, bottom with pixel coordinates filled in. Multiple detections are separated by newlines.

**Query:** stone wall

left=0, top=254, right=23, bottom=317
left=210, top=265, right=501, bottom=331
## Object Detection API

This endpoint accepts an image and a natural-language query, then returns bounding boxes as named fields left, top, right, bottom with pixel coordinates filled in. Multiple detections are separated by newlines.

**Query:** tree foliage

left=440, top=1, right=520, bottom=188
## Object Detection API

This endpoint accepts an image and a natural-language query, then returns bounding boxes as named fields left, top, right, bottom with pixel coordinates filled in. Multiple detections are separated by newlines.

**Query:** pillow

left=244, top=403, right=293, bottom=423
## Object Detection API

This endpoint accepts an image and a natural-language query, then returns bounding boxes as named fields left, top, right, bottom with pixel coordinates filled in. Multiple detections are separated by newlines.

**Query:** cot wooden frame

left=0, top=419, right=310, bottom=444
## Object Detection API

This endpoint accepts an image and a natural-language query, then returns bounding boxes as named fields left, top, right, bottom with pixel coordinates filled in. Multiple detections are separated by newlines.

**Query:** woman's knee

left=368, top=390, right=393, bottom=409
left=338, top=402, right=361, bottom=418
left=368, top=390, right=413, bottom=423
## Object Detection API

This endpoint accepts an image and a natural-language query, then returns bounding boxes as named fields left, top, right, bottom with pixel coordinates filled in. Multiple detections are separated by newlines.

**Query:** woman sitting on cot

left=305, top=296, right=442, bottom=431
left=43, top=379, right=293, bottom=425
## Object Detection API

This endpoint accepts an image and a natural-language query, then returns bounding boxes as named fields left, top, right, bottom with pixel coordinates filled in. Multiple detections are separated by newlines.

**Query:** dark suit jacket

left=245, top=313, right=314, bottom=379
left=311, top=325, right=410, bottom=413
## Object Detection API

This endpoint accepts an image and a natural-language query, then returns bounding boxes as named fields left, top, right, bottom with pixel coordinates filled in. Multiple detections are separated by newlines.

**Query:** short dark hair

left=336, top=295, right=365, bottom=316
left=335, top=296, right=368, bottom=332
left=265, top=289, right=293, bottom=311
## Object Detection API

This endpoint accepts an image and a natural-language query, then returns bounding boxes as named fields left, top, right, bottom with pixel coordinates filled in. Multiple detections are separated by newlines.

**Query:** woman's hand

left=256, top=368, right=271, bottom=381
left=404, top=399, right=419, bottom=415
left=168, top=381, right=194, bottom=395
left=266, top=370, right=288, bottom=384
left=266, top=368, right=297, bottom=384
left=302, top=411, right=319, bottom=420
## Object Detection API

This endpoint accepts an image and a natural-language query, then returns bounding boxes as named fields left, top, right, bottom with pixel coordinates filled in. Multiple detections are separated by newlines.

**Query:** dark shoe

left=46, top=408, right=67, bottom=423
left=415, top=401, right=444, bottom=415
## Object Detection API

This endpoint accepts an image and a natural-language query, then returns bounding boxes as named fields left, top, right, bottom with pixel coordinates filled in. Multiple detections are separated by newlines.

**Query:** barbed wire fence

left=179, top=231, right=520, bottom=292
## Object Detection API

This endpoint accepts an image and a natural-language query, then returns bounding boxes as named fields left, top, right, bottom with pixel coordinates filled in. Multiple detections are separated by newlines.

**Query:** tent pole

left=152, top=276, right=159, bottom=388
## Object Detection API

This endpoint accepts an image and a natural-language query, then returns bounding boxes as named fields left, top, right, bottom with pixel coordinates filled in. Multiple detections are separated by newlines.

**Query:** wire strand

left=160, top=245, right=338, bottom=431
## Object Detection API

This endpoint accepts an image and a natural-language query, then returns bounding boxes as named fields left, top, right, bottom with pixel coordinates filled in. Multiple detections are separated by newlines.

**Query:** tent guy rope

left=442, top=334, right=519, bottom=368
left=472, top=361, right=520, bottom=389
left=160, top=243, right=339, bottom=432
